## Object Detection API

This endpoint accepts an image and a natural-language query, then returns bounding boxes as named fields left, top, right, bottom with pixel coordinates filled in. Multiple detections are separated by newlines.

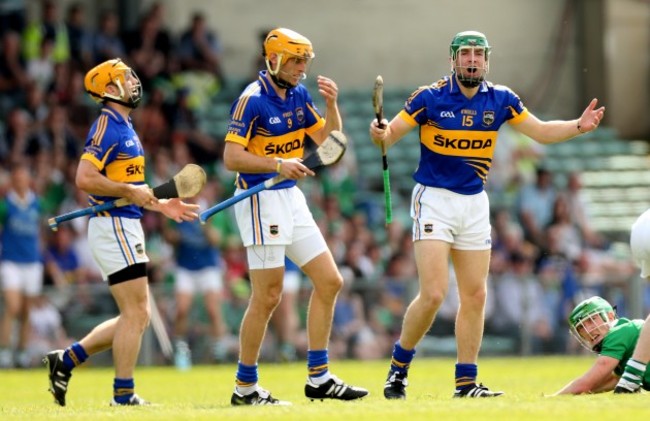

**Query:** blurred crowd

left=0, top=1, right=643, bottom=369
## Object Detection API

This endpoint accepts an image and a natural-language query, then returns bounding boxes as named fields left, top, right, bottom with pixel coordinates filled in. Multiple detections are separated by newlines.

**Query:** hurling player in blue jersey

left=224, top=28, right=368, bottom=405
left=44, top=58, right=199, bottom=407
left=370, top=30, right=605, bottom=399
left=0, top=165, right=43, bottom=369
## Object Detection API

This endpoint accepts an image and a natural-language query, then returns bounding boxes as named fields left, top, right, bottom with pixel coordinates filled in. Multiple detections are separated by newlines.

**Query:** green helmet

left=449, top=31, right=491, bottom=88
left=449, top=31, right=491, bottom=60
left=568, top=296, right=617, bottom=352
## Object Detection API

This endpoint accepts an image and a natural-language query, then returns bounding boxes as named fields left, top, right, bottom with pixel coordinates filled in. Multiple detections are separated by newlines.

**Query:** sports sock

left=617, top=359, right=646, bottom=391
left=62, top=342, right=88, bottom=371
left=390, top=341, right=416, bottom=374
left=308, top=349, right=331, bottom=385
left=235, top=362, right=258, bottom=395
left=455, top=363, right=478, bottom=390
left=113, top=378, right=135, bottom=404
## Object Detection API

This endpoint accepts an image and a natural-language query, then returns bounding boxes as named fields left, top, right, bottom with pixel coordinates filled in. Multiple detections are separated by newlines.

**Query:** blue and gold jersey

left=80, top=106, right=146, bottom=218
left=225, top=71, right=325, bottom=190
left=399, top=75, right=529, bottom=194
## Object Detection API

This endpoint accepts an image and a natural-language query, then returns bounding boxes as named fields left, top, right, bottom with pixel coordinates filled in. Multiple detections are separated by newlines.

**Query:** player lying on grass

left=553, top=296, right=649, bottom=395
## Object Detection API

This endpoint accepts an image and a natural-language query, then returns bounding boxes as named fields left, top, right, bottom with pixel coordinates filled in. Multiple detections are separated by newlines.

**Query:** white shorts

left=0, top=261, right=43, bottom=296
left=410, top=184, right=492, bottom=250
left=175, top=266, right=223, bottom=294
left=631, top=209, right=650, bottom=278
left=236, top=186, right=327, bottom=269
left=88, top=217, right=149, bottom=280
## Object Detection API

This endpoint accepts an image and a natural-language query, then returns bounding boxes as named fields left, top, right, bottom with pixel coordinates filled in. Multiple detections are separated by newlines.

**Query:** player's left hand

left=317, top=75, right=338, bottom=106
left=157, top=198, right=200, bottom=222
left=577, top=98, right=606, bottom=133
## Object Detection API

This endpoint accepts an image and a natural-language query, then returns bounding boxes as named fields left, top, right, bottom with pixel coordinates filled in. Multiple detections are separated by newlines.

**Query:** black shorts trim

left=108, top=263, right=147, bottom=286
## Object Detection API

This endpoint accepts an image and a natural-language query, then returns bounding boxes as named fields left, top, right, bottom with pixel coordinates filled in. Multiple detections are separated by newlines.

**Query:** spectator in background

left=92, top=11, right=125, bottom=64
left=123, top=13, right=168, bottom=90
left=177, top=12, right=224, bottom=81
left=168, top=88, right=220, bottom=165
left=64, top=2, right=92, bottom=70
left=516, top=167, right=557, bottom=249
left=560, top=172, right=605, bottom=249
left=0, top=165, right=43, bottom=368
left=22, top=0, right=69, bottom=64
left=1, top=108, right=38, bottom=166
left=26, top=38, right=55, bottom=91
left=0, top=31, right=31, bottom=113
left=491, top=252, right=555, bottom=354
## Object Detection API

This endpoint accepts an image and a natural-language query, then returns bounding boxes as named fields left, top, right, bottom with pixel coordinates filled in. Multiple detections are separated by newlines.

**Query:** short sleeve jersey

left=398, top=75, right=529, bottom=194
left=600, top=317, right=650, bottom=390
left=224, top=71, right=325, bottom=190
left=168, top=218, right=221, bottom=271
left=80, top=106, right=146, bottom=219
left=0, top=190, right=41, bottom=263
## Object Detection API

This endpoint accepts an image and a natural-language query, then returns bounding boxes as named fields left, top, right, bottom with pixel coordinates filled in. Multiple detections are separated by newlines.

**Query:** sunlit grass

left=1, top=356, right=647, bottom=420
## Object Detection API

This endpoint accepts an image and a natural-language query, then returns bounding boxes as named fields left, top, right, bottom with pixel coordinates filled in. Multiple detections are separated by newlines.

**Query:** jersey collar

left=259, top=70, right=295, bottom=100
left=101, top=104, right=129, bottom=125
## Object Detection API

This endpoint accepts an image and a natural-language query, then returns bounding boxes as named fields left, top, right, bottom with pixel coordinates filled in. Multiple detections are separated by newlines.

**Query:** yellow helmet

left=84, top=58, right=143, bottom=108
left=263, top=28, right=314, bottom=77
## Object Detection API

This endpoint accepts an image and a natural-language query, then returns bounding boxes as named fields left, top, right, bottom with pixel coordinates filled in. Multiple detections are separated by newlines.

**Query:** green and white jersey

left=600, top=317, right=650, bottom=390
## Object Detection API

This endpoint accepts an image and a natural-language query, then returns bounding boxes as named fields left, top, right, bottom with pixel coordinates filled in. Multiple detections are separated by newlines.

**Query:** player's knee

left=461, top=287, right=487, bottom=306
left=418, top=289, right=446, bottom=310
left=254, top=289, right=283, bottom=314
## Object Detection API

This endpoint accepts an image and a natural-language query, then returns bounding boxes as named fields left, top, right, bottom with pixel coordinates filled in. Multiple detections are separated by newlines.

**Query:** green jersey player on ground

left=553, top=296, right=649, bottom=395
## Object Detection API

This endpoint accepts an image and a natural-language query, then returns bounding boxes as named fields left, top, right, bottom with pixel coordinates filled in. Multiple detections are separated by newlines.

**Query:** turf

left=1, top=356, right=647, bottom=420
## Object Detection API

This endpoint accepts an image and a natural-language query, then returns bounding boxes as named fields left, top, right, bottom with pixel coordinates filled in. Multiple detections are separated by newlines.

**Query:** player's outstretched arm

left=552, top=356, right=619, bottom=395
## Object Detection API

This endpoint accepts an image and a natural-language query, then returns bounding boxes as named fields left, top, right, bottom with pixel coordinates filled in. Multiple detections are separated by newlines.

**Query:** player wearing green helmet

left=371, top=28, right=606, bottom=400
left=553, top=296, right=650, bottom=395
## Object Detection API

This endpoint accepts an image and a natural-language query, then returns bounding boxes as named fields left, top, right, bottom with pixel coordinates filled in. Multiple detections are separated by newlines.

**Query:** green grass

left=0, top=356, right=647, bottom=420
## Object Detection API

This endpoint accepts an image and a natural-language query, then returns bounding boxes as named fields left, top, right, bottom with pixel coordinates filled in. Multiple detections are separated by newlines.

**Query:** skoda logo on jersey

left=296, top=107, right=305, bottom=123
left=269, top=116, right=281, bottom=124
left=482, top=111, right=495, bottom=127
left=440, top=111, right=456, bottom=118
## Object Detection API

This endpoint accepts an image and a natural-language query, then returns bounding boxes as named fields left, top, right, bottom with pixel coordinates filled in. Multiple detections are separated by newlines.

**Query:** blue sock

left=113, top=378, right=134, bottom=404
left=307, top=349, right=329, bottom=380
left=390, top=342, right=416, bottom=374
left=62, top=342, right=88, bottom=371
left=455, top=363, right=477, bottom=390
left=235, top=362, right=258, bottom=387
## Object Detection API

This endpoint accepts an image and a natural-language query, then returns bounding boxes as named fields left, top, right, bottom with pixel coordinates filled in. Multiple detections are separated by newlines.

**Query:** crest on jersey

left=296, top=107, right=305, bottom=123
left=482, top=110, right=495, bottom=127
left=270, top=224, right=279, bottom=237
left=424, top=223, right=434, bottom=234
left=135, top=243, right=145, bottom=256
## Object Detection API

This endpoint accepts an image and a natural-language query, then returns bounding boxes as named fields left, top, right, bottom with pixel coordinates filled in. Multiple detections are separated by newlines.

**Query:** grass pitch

left=0, top=356, right=647, bottom=420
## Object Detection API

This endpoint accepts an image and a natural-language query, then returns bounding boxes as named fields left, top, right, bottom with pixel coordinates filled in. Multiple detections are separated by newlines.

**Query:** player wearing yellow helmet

left=44, top=58, right=199, bottom=407
left=224, top=28, right=367, bottom=405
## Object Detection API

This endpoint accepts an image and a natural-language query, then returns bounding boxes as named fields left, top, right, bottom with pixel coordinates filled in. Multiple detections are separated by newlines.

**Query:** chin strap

left=269, top=72, right=294, bottom=90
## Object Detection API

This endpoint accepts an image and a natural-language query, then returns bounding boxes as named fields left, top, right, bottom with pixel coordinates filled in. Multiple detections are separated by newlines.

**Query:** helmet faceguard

left=449, top=31, right=491, bottom=89
left=568, top=296, right=617, bottom=352
left=263, top=28, right=315, bottom=89
left=84, top=58, right=143, bottom=108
